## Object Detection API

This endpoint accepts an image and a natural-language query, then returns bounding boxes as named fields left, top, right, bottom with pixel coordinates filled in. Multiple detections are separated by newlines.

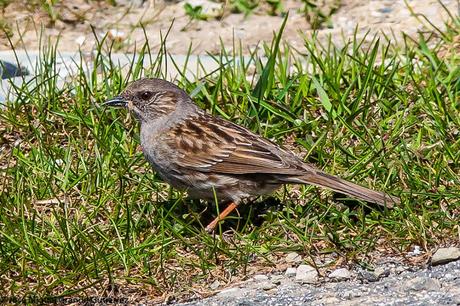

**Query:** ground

left=0, top=0, right=456, bottom=55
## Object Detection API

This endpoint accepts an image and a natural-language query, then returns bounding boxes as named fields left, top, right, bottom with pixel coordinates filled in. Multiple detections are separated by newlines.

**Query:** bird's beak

left=103, top=96, right=127, bottom=108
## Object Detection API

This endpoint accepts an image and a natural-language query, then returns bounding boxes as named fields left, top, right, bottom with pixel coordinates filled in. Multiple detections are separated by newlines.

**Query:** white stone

left=285, top=252, right=302, bottom=263
left=329, top=268, right=351, bottom=280
left=217, top=287, right=244, bottom=298
left=404, top=277, right=441, bottom=291
left=114, top=0, right=145, bottom=7
left=413, top=245, right=422, bottom=255
left=270, top=275, right=284, bottom=284
left=285, top=267, right=297, bottom=277
left=209, top=280, right=220, bottom=290
left=431, top=247, right=460, bottom=265
left=374, top=267, right=389, bottom=278
left=358, top=270, right=379, bottom=282
left=295, top=264, right=318, bottom=284
left=342, top=289, right=362, bottom=299
left=393, top=266, right=406, bottom=274
left=408, top=245, right=423, bottom=256
left=253, top=274, right=269, bottom=281
left=260, top=282, right=276, bottom=290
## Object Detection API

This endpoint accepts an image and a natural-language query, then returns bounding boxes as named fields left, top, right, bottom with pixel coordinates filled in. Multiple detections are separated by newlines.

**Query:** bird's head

left=104, top=78, right=193, bottom=123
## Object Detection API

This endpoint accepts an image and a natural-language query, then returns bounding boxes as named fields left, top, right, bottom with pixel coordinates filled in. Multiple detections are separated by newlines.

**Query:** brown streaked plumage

left=104, top=78, right=400, bottom=232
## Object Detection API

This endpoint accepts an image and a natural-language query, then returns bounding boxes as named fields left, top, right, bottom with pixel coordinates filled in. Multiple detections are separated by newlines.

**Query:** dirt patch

left=0, top=0, right=457, bottom=55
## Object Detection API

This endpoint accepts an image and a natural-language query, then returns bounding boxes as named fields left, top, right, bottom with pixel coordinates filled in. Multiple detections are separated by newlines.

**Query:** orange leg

left=205, top=202, right=239, bottom=233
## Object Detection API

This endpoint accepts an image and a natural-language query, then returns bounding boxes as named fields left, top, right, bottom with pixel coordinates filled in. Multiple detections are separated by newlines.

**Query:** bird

left=104, top=78, right=399, bottom=232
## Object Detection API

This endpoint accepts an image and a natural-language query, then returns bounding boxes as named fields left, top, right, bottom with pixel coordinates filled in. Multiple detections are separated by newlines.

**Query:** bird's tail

left=296, top=171, right=399, bottom=208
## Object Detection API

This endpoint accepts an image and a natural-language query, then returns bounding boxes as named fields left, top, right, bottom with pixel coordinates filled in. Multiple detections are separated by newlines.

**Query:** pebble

left=0, top=60, right=28, bottom=79
left=443, top=273, right=456, bottom=281
left=285, top=252, right=302, bottom=263
left=431, top=247, right=460, bottom=265
left=408, top=245, right=423, bottom=256
left=209, top=280, right=220, bottom=290
left=295, top=264, right=318, bottom=284
left=216, top=287, right=244, bottom=299
left=453, top=294, right=460, bottom=304
left=261, top=282, right=276, bottom=291
left=329, top=268, right=351, bottom=280
left=312, top=296, right=340, bottom=305
left=253, top=274, right=269, bottom=282
left=359, top=267, right=389, bottom=282
left=342, top=289, right=362, bottom=299
left=393, top=265, right=407, bottom=274
left=374, top=267, right=390, bottom=278
left=404, top=277, right=441, bottom=291
left=285, top=267, right=296, bottom=277
left=359, top=271, right=378, bottom=282
left=270, top=275, right=284, bottom=285
left=114, top=0, right=145, bottom=7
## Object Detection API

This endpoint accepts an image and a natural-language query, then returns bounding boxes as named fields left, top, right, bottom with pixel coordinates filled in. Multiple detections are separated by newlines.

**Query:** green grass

left=1, top=14, right=460, bottom=303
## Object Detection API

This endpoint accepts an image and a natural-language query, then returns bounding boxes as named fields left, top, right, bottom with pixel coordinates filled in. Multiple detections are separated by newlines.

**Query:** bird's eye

left=138, top=91, right=154, bottom=101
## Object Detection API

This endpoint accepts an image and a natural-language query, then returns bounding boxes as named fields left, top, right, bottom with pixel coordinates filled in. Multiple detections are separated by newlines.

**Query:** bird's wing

left=163, top=113, right=305, bottom=175
left=159, top=113, right=399, bottom=208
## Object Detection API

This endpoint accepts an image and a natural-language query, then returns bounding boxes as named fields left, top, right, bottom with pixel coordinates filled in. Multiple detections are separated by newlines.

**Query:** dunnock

left=104, top=78, right=399, bottom=232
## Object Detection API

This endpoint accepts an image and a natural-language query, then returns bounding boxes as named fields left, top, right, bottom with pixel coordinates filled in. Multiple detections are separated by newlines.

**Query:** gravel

left=176, top=259, right=460, bottom=305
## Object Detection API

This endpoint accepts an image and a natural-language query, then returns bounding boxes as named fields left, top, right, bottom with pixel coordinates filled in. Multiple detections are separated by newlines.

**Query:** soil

left=0, top=0, right=457, bottom=55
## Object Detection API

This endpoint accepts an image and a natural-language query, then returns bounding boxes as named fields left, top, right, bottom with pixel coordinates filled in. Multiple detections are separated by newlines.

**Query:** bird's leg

left=205, top=202, right=239, bottom=233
